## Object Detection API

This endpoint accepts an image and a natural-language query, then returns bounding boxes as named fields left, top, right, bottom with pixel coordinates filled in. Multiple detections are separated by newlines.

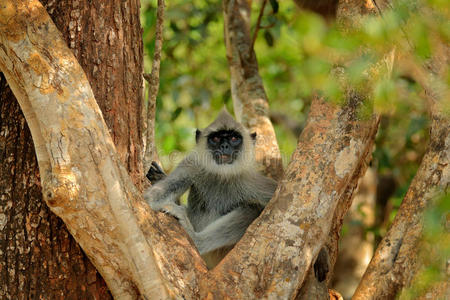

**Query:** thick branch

left=0, top=1, right=206, bottom=298
left=352, top=79, right=450, bottom=300
left=223, top=0, right=283, bottom=180
left=201, top=96, right=379, bottom=298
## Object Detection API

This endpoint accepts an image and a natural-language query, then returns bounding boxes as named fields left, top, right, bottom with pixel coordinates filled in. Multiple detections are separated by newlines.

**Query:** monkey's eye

left=208, top=135, right=220, bottom=146
left=230, top=136, right=241, bottom=146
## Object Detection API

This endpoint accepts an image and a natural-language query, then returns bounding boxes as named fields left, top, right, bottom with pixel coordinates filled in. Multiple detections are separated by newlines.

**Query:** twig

left=144, top=0, right=165, bottom=171
left=372, top=0, right=414, bottom=50
left=250, top=0, right=268, bottom=55
left=371, top=0, right=384, bottom=17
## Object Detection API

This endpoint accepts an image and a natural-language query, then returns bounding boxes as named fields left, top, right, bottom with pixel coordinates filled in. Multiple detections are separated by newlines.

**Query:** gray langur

left=144, top=109, right=277, bottom=268
left=145, top=109, right=330, bottom=280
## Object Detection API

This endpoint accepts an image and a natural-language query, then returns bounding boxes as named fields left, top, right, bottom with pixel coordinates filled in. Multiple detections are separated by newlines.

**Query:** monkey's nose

left=220, top=143, right=232, bottom=155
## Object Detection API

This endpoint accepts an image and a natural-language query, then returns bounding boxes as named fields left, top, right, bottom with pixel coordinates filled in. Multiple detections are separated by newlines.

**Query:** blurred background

left=140, top=0, right=449, bottom=298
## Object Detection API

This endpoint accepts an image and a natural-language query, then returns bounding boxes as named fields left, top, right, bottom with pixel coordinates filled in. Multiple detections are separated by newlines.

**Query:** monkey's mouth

left=214, top=154, right=234, bottom=164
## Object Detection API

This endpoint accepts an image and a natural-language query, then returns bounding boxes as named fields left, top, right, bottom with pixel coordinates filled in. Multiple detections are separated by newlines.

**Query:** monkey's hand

left=146, top=161, right=167, bottom=184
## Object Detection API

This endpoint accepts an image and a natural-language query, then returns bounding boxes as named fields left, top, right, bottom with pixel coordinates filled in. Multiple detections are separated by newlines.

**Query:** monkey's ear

left=196, top=129, right=202, bottom=143
left=250, top=132, right=257, bottom=142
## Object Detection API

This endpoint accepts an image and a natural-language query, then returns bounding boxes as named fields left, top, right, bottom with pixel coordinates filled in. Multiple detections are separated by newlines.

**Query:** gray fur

left=144, top=109, right=277, bottom=266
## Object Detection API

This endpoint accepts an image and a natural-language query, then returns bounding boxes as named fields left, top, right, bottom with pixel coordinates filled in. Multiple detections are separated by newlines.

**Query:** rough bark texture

left=5, top=0, right=444, bottom=299
left=352, top=91, right=450, bottom=300
left=0, top=0, right=143, bottom=298
left=43, top=0, right=145, bottom=188
left=296, top=93, right=379, bottom=300
left=0, top=74, right=111, bottom=299
left=223, top=0, right=283, bottom=180
left=200, top=97, right=378, bottom=299
left=350, top=1, right=449, bottom=298
left=296, top=2, right=392, bottom=296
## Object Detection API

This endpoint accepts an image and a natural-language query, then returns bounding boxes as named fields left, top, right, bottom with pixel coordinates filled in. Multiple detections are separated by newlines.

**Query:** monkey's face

left=207, top=130, right=242, bottom=165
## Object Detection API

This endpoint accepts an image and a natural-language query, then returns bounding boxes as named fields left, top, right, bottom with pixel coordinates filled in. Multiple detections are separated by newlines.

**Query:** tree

left=0, top=0, right=448, bottom=299
left=0, top=0, right=143, bottom=298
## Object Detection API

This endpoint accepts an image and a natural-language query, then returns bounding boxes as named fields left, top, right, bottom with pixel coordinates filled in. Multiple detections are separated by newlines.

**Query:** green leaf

left=264, top=30, right=274, bottom=47
left=269, top=0, right=279, bottom=14
left=171, top=107, right=183, bottom=121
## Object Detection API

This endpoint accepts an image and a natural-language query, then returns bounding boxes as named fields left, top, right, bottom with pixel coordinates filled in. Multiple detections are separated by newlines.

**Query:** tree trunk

left=0, top=0, right=143, bottom=298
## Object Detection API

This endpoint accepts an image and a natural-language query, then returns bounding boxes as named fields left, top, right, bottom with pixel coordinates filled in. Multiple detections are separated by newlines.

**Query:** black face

left=207, top=130, right=243, bottom=165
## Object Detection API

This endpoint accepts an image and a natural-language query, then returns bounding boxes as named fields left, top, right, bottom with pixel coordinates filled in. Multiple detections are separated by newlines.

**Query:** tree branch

left=250, top=0, right=267, bottom=55
left=143, top=0, right=165, bottom=172
left=223, top=0, right=283, bottom=180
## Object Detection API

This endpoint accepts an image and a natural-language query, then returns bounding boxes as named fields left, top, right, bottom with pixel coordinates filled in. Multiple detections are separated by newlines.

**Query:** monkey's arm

left=248, top=173, right=278, bottom=206
left=191, top=207, right=260, bottom=255
left=144, top=160, right=193, bottom=209
left=144, top=160, right=197, bottom=235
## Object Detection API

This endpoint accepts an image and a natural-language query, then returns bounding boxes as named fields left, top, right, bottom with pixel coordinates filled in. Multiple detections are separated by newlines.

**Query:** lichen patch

left=335, top=139, right=359, bottom=178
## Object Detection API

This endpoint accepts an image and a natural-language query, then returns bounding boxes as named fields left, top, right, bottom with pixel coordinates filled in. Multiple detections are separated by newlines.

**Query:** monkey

left=145, top=109, right=330, bottom=279
left=144, top=109, right=277, bottom=268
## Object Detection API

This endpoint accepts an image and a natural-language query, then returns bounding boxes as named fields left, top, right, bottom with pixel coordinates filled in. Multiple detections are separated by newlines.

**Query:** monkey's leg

left=193, top=207, right=260, bottom=255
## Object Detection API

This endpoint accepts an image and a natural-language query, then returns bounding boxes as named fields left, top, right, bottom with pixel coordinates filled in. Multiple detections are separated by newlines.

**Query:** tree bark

left=0, top=1, right=212, bottom=298
left=43, top=0, right=145, bottom=189
left=0, top=0, right=144, bottom=298
left=5, top=1, right=444, bottom=299
left=295, top=2, right=392, bottom=297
